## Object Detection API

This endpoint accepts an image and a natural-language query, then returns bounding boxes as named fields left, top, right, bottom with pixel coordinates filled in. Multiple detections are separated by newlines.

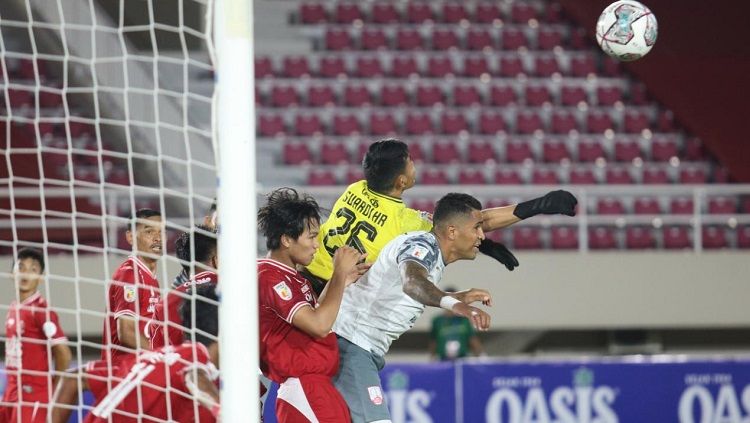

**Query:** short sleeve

left=396, top=235, right=440, bottom=273
left=109, top=269, right=137, bottom=320
left=399, top=207, right=433, bottom=233
left=36, top=308, right=67, bottom=345
left=259, top=271, right=311, bottom=324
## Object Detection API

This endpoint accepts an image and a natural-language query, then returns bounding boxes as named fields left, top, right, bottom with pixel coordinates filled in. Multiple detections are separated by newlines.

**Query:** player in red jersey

left=1, top=248, right=72, bottom=423
left=258, top=188, right=368, bottom=423
left=102, top=208, right=164, bottom=366
left=148, top=225, right=218, bottom=349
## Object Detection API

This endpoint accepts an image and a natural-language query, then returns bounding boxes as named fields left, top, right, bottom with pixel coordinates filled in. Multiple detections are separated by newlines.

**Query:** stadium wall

left=559, top=0, right=750, bottom=182
left=0, top=252, right=747, bottom=337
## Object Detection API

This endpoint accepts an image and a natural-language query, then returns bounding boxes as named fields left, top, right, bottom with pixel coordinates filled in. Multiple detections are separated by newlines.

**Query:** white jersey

left=333, top=231, right=445, bottom=356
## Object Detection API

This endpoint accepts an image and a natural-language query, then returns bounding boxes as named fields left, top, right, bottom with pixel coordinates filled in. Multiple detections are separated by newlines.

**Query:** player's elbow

left=308, top=323, right=333, bottom=339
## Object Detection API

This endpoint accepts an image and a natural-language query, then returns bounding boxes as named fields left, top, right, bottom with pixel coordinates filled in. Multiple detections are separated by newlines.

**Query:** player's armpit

left=400, top=261, right=445, bottom=307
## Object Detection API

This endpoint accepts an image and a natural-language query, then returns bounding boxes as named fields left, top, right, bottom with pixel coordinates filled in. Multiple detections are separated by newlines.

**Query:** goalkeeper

left=303, top=139, right=577, bottom=294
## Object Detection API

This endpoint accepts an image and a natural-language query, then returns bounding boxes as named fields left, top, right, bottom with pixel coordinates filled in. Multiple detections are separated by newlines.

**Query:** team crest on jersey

left=123, top=286, right=136, bottom=303
left=273, top=282, right=292, bottom=301
left=410, top=245, right=429, bottom=259
left=368, top=386, right=383, bottom=405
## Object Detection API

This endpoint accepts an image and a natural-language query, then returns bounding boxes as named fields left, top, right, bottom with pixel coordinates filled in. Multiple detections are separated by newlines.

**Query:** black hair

left=129, top=208, right=161, bottom=229
left=257, top=188, right=321, bottom=250
left=206, top=200, right=217, bottom=215
left=433, top=193, right=483, bottom=227
left=175, top=225, right=218, bottom=273
left=181, top=283, right=219, bottom=347
left=14, top=248, right=45, bottom=273
left=363, top=139, right=410, bottom=193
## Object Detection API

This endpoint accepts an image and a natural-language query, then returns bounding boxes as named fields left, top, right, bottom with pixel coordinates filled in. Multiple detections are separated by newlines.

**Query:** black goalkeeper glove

left=478, top=239, right=519, bottom=271
left=513, top=190, right=578, bottom=220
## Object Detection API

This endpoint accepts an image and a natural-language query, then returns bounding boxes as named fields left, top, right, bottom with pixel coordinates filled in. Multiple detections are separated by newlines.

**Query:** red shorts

left=275, top=374, right=350, bottom=423
left=1, top=378, right=52, bottom=423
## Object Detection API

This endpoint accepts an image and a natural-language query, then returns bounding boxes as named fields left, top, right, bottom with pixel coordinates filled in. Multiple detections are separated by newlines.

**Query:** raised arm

left=481, top=190, right=578, bottom=232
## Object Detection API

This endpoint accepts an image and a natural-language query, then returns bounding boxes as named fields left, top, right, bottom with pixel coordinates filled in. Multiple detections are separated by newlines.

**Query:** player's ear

left=447, top=224, right=457, bottom=240
left=280, top=234, right=291, bottom=248
left=125, top=229, right=134, bottom=246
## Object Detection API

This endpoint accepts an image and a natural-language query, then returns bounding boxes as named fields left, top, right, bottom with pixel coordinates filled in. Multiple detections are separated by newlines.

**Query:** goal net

left=1, top=0, right=256, bottom=420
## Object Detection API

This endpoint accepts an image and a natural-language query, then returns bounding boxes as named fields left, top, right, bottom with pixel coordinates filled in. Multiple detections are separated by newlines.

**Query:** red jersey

left=86, top=343, right=218, bottom=423
left=258, top=258, right=339, bottom=383
left=3, top=292, right=67, bottom=393
left=148, top=270, right=218, bottom=349
left=102, top=255, right=161, bottom=366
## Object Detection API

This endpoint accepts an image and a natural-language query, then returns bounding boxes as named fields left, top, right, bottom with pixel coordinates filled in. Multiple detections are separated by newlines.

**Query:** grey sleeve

left=396, top=235, right=439, bottom=272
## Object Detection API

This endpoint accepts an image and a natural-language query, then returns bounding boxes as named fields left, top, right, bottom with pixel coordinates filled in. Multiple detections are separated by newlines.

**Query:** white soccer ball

left=596, top=0, right=658, bottom=61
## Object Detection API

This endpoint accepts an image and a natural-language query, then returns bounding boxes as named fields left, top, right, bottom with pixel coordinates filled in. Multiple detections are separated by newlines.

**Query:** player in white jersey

left=332, top=193, right=496, bottom=423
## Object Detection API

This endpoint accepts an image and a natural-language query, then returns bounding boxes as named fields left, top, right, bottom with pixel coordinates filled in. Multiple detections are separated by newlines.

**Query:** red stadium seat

left=432, top=142, right=461, bottom=164
left=569, top=54, right=596, bottom=77
left=663, top=226, right=691, bottom=249
left=577, top=139, right=606, bottom=162
left=307, top=85, right=336, bottom=107
left=605, top=167, right=634, bottom=184
left=390, top=56, right=419, bottom=78
left=586, top=110, right=614, bottom=133
left=505, top=139, right=533, bottom=163
left=560, top=85, right=588, bottom=106
left=408, top=142, right=426, bottom=162
left=670, top=197, right=694, bottom=215
left=499, top=56, right=524, bottom=77
left=255, top=57, right=273, bottom=78
left=713, top=167, right=731, bottom=183
left=299, top=3, right=327, bottom=24
left=642, top=167, right=670, bottom=184
left=294, top=114, right=323, bottom=136
left=596, top=86, right=623, bottom=106
left=544, top=3, right=563, bottom=23
left=371, top=3, right=399, bottom=23
left=550, top=110, right=578, bottom=134
left=332, top=113, right=361, bottom=136
left=512, top=227, right=543, bottom=249
left=420, top=168, right=449, bottom=184
left=478, top=111, right=507, bottom=134
left=39, top=89, right=63, bottom=108
left=550, top=226, right=578, bottom=249
left=452, top=85, right=481, bottom=106
left=601, top=57, right=623, bottom=77
left=432, top=28, right=460, bottom=50
left=335, top=3, right=362, bottom=23
left=458, top=169, right=487, bottom=184
left=441, top=3, right=469, bottom=23
left=682, top=138, right=706, bottom=161
left=657, top=110, right=676, bottom=132
left=270, top=85, right=299, bottom=108
left=740, top=197, right=750, bottom=213
left=589, top=227, right=617, bottom=249
left=361, top=28, right=389, bottom=50
left=283, top=142, right=312, bottom=165
left=259, top=114, right=285, bottom=136
left=320, top=141, right=350, bottom=165
left=463, top=56, right=490, bottom=77
left=415, top=84, right=444, bottom=107
left=368, top=112, right=397, bottom=136
left=623, top=110, right=650, bottom=133
left=466, top=29, right=494, bottom=51
left=407, top=2, right=434, bottom=23
left=282, top=56, right=310, bottom=78
left=614, top=139, right=642, bottom=162
left=411, top=198, right=436, bottom=214
left=7, top=88, right=33, bottom=108
left=344, top=84, right=372, bottom=106
left=597, top=198, right=626, bottom=215
left=396, top=28, right=423, bottom=50
left=633, top=197, right=662, bottom=214
left=325, top=28, right=352, bottom=50
left=568, top=168, right=597, bottom=184
left=702, top=226, right=728, bottom=249
left=346, top=167, right=365, bottom=184
left=440, top=111, right=468, bottom=134
left=405, top=112, right=433, bottom=135
left=489, top=85, right=517, bottom=106
left=679, top=166, right=708, bottom=184
left=737, top=225, right=750, bottom=249
left=630, top=83, right=648, bottom=105
left=542, top=139, right=570, bottom=162
left=494, top=169, right=524, bottom=185
left=525, top=84, right=552, bottom=106
left=537, top=28, right=564, bottom=50
left=427, top=56, right=455, bottom=78
left=467, top=140, right=497, bottom=164
left=355, top=56, right=384, bottom=77
left=502, top=28, right=528, bottom=50
left=569, top=28, right=588, bottom=50
left=516, top=110, right=544, bottom=134
left=531, top=168, right=559, bottom=184
left=318, top=56, right=346, bottom=78
left=307, top=169, right=338, bottom=186
left=625, top=226, right=656, bottom=249
left=474, top=2, right=502, bottom=24
left=511, top=2, right=537, bottom=23
left=708, top=196, right=737, bottom=214
left=650, top=136, right=679, bottom=161
left=380, top=84, right=408, bottom=106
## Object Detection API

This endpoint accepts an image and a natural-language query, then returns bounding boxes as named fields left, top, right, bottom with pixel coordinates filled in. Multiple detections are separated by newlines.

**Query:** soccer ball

left=596, top=0, right=658, bottom=61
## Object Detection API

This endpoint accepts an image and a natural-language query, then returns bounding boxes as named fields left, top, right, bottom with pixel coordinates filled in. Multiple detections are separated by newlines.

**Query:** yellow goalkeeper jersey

left=306, top=180, right=433, bottom=281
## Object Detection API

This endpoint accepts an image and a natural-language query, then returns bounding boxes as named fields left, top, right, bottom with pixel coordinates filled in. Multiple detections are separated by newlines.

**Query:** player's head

left=175, top=225, right=218, bottom=275
left=433, top=194, right=485, bottom=261
left=202, top=199, right=218, bottom=230
left=363, top=139, right=416, bottom=194
left=12, top=247, right=45, bottom=295
left=126, top=208, right=163, bottom=258
left=181, top=283, right=219, bottom=365
left=258, top=188, right=321, bottom=266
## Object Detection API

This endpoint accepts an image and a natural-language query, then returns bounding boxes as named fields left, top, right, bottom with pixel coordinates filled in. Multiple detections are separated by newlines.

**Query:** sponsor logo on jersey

left=124, top=286, right=137, bottom=303
left=368, top=386, right=384, bottom=405
left=410, top=245, right=429, bottom=259
left=273, top=282, right=293, bottom=301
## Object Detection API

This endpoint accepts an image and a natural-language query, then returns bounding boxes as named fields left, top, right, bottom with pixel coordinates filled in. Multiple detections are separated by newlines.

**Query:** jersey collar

left=129, top=255, right=158, bottom=279
left=364, top=182, right=404, bottom=204
left=258, top=257, right=298, bottom=276
left=20, top=291, right=42, bottom=305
